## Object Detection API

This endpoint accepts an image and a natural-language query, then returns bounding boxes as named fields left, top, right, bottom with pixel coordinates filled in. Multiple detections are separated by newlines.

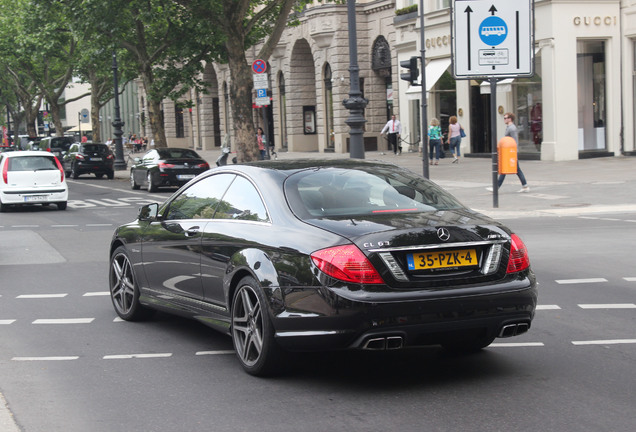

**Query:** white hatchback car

left=0, top=151, right=68, bottom=211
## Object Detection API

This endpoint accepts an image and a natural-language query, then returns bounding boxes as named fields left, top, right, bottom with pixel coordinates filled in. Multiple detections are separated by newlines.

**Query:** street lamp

left=343, top=0, right=368, bottom=159
left=111, top=51, right=126, bottom=170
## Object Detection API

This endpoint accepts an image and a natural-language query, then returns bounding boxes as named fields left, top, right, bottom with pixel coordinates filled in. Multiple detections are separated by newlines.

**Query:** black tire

left=147, top=172, right=157, bottom=192
left=71, top=164, right=79, bottom=179
left=109, top=246, right=154, bottom=321
left=57, top=202, right=67, bottom=210
left=231, top=276, right=282, bottom=376
left=130, top=170, right=140, bottom=190
left=107, top=170, right=114, bottom=180
left=0, top=200, right=8, bottom=212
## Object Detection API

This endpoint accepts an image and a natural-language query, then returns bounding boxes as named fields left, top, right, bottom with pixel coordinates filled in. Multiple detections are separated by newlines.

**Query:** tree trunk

left=147, top=98, right=167, bottom=148
left=227, top=41, right=257, bottom=162
left=47, top=99, right=64, bottom=137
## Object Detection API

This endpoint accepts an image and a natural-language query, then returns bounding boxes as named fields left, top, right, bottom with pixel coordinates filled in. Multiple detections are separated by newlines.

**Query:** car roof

left=2, top=151, right=57, bottom=158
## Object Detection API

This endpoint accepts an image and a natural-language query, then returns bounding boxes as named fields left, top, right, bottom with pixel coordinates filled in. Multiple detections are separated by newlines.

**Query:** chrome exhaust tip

left=386, top=336, right=404, bottom=350
left=363, top=337, right=387, bottom=350
left=498, top=322, right=530, bottom=338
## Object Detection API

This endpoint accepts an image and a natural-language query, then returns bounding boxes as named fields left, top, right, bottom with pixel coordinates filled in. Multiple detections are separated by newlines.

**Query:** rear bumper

left=73, top=161, right=114, bottom=174
left=270, top=277, right=538, bottom=351
left=1, top=188, right=68, bottom=205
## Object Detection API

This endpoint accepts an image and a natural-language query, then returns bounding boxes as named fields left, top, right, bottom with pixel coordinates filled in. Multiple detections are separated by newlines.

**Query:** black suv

left=63, top=143, right=115, bottom=179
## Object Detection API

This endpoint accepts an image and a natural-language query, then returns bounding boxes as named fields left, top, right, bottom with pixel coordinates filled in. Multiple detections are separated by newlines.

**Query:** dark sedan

left=109, top=159, right=537, bottom=376
left=63, top=142, right=115, bottom=179
left=130, top=147, right=210, bottom=192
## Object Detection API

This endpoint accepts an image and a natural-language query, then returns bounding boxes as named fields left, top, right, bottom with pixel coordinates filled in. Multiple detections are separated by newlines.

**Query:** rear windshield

left=8, top=156, right=59, bottom=171
left=285, top=166, right=464, bottom=218
left=82, top=144, right=110, bottom=154
left=157, top=148, right=200, bottom=159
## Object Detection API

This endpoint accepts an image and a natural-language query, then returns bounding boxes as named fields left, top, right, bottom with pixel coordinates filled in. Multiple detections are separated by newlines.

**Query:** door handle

left=184, top=226, right=200, bottom=237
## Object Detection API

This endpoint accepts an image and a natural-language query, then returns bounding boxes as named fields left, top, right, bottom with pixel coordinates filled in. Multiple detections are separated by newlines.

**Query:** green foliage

left=396, top=4, right=418, bottom=16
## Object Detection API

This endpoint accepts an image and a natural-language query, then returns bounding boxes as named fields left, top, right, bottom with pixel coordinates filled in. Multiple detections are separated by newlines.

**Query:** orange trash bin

left=498, top=137, right=518, bottom=174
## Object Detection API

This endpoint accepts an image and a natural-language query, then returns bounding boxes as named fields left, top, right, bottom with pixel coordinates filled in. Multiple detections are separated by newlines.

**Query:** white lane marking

left=51, top=225, right=79, bottom=228
left=195, top=350, right=235, bottom=356
left=83, top=292, right=110, bottom=297
left=17, top=294, right=68, bottom=299
left=555, top=278, right=608, bottom=284
left=536, top=305, right=561, bottom=310
left=32, top=318, right=95, bottom=324
left=572, top=339, right=636, bottom=346
left=0, top=320, right=16, bottom=325
left=490, top=342, right=545, bottom=347
left=11, top=225, right=39, bottom=228
left=103, top=353, right=172, bottom=360
left=113, top=317, right=124, bottom=322
left=12, top=356, right=79, bottom=361
left=578, top=304, right=636, bottom=309
left=624, top=277, right=636, bottom=282
left=86, top=224, right=114, bottom=227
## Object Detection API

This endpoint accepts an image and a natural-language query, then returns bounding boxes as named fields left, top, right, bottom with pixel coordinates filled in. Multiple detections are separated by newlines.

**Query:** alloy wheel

left=110, top=251, right=135, bottom=316
left=232, top=284, right=264, bottom=368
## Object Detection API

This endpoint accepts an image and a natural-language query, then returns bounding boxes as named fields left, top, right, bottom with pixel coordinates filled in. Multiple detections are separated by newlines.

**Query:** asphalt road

left=1, top=176, right=635, bottom=431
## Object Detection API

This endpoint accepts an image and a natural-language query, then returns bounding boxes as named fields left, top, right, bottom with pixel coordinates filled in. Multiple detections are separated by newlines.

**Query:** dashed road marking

left=556, top=278, right=608, bottom=284
left=578, top=304, right=636, bottom=309
left=0, top=320, right=16, bottom=325
left=83, top=292, right=110, bottom=297
left=490, top=342, right=544, bottom=348
left=17, top=294, right=68, bottom=299
left=103, top=353, right=173, bottom=360
left=536, top=305, right=561, bottom=310
left=12, top=356, right=79, bottom=361
left=32, top=318, right=95, bottom=324
left=572, top=339, right=636, bottom=346
left=195, top=350, right=235, bottom=356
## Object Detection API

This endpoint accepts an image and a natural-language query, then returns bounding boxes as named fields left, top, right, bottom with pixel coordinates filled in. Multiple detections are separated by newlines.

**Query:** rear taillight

left=106, top=154, right=114, bottom=160
left=507, top=234, right=530, bottom=273
left=198, top=162, right=210, bottom=170
left=311, top=245, right=384, bottom=284
left=158, top=162, right=175, bottom=170
left=54, top=157, right=65, bottom=182
left=2, top=160, right=7, bottom=183
left=75, top=154, right=85, bottom=161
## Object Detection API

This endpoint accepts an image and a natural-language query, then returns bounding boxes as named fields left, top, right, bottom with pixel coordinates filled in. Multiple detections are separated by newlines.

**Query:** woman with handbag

left=447, top=116, right=464, bottom=164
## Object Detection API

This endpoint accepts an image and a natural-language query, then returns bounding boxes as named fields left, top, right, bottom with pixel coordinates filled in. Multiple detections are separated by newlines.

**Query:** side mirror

left=138, top=203, right=159, bottom=221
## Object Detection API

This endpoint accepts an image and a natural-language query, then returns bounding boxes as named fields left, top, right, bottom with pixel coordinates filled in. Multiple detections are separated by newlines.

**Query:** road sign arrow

left=465, top=6, right=473, bottom=70
left=489, top=5, right=497, bottom=15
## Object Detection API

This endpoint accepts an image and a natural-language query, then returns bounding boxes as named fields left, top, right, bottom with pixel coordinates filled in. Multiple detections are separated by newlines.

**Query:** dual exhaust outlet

left=498, top=322, right=530, bottom=338
left=362, top=336, right=404, bottom=351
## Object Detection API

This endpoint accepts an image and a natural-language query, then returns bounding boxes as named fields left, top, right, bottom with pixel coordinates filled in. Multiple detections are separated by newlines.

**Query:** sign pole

left=490, top=78, right=499, bottom=208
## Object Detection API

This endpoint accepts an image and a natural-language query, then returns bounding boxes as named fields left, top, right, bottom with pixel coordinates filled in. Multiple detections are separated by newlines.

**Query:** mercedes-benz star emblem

left=437, top=228, right=451, bottom=242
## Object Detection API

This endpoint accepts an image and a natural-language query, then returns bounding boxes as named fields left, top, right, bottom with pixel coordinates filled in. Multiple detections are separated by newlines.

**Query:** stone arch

left=370, top=35, right=395, bottom=151
left=288, top=38, right=318, bottom=151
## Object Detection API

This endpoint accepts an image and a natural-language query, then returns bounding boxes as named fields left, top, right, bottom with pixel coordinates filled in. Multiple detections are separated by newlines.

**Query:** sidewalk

left=115, top=148, right=636, bottom=219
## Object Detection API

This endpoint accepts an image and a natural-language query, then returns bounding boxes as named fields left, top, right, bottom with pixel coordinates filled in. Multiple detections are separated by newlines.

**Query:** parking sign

left=452, top=0, right=534, bottom=78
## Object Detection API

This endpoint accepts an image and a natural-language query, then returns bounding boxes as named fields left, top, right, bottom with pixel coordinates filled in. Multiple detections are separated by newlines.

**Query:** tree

left=176, top=0, right=317, bottom=162
left=64, top=0, right=222, bottom=148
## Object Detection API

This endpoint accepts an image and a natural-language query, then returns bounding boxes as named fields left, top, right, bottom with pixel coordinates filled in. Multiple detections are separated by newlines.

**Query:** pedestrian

left=446, top=115, right=463, bottom=163
left=428, top=118, right=442, bottom=165
left=256, top=127, right=267, bottom=160
left=489, top=112, right=530, bottom=192
left=381, top=114, right=402, bottom=155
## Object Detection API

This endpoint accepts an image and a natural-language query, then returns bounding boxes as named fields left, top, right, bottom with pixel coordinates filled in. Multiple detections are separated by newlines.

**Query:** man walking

left=488, top=112, right=530, bottom=192
left=381, top=114, right=402, bottom=155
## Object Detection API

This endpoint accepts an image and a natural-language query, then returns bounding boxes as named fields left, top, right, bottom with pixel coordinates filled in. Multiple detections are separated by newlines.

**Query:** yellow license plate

left=407, top=249, right=478, bottom=270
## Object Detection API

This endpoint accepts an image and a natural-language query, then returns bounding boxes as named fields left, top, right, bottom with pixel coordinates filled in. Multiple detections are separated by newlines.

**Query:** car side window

left=142, top=150, right=157, bottom=162
left=214, top=176, right=269, bottom=222
left=164, top=174, right=236, bottom=220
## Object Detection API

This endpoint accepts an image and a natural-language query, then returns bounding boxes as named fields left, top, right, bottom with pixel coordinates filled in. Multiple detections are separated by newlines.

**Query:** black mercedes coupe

left=109, top=159, right=537, bottom=376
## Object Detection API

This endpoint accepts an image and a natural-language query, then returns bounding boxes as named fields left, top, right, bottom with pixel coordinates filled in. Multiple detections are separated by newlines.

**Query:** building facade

left=144, top=0, right=636, bottom=162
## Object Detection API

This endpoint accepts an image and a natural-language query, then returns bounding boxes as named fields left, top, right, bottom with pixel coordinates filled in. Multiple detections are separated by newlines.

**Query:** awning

left=480, top=78, right=514, bottom=94
left=67, top=123, right=92, bottom=132
left=406, top=58, right=451, bottom=100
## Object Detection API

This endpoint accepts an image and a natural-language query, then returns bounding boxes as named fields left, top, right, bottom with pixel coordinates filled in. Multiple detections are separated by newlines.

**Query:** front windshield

left=285, top=166, right=464, bottom=219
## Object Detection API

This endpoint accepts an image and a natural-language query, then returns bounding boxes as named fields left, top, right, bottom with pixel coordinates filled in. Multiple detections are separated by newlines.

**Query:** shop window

left=512, top=52, right=542, bottom=154
left=577, top=40, right=606, bottom=152
left=175, top=104, right=185, bottom=138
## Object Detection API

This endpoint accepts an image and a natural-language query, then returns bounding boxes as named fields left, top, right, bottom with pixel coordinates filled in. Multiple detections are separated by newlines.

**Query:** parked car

left=109, top=159, right=537, bottom=376
left=129, top=147, right=210, bottom=192
left=0, top=151, right=68, bottom=211
left=30, top=136, right=76, bottom=159
left=63, top=142, right=115, bottom=179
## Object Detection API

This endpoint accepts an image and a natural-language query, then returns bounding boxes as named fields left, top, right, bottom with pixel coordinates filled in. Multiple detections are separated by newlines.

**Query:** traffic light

left=400, top=56, right=420, bottom=86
